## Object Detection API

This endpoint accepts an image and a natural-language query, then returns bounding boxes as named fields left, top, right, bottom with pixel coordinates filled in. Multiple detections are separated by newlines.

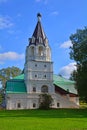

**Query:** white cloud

left=0, top=0, right=7, bottom=3
left=51, top=11, right=59, bottom=16
left=0, top=52, right=24, bottom=61
left=59, top=62, right=77, bottom=79
left=0, top=15, right=13, bottom=29
left=60, top=40, right=72, bottom=49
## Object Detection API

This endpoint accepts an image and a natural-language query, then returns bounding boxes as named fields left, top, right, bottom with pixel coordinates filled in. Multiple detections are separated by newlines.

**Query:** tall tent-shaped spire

left=29, top=13, right=48, bottom=46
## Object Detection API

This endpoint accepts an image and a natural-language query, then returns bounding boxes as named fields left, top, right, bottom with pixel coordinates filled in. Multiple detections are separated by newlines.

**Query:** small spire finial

left=37, top=13, right=42, bottom=21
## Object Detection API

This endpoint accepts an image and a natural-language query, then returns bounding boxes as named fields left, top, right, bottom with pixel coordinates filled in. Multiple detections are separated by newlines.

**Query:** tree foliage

left=0, top=66, right=21, bottom=106
left=0, top=66, right=22, bottom=88
left=0, top=88, right=4, bottom=105
left=39, top=94, right=53, bottom=109
left=70, top=27, right=87, bottom=64
left=0, top=89, right=3, bottom=104
left=70, top=27, right=87, bottom=102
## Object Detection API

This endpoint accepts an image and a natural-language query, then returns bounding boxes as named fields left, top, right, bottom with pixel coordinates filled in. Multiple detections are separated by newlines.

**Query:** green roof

left=53, top=75, right=77, bottom=94
left=6, top=79, right=26, bottom=94
left=13, top=74, right=24, bottom=80
left=6, top=74, right=77, bottom=94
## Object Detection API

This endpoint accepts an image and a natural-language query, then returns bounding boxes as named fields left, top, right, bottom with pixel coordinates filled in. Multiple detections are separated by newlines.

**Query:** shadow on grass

left=0, top=109, right=87, bottom=118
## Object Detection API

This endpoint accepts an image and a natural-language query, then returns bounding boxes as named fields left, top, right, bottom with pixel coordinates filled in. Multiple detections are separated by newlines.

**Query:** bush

left=39, top=94, right=53, bottom=109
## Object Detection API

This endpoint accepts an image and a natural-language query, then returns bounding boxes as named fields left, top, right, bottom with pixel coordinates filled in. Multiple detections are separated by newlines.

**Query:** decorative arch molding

left=29, top=45, right=35, bottom=56
left=46, top=46, right=51, bottom=61
left=37, top=45, right=46, bottom=56
left=38, top=45, right=44, bottom=56
left=41, top=85, right=48, bottom=93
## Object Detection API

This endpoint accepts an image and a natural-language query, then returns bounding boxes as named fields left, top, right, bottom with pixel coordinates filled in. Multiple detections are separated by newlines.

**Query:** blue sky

left=0, top=0, right=87, bottom=79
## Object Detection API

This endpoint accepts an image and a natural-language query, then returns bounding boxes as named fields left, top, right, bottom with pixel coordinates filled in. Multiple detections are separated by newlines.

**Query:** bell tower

left=24, top=13, right=54, bottom=97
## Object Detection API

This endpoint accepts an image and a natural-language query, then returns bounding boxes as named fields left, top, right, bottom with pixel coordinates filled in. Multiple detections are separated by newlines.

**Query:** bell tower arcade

left=24, top=13, right=54, bottom=97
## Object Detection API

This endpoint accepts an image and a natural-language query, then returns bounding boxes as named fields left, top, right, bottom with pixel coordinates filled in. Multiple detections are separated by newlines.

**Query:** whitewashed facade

left=6, top=14, right=79, bottom=110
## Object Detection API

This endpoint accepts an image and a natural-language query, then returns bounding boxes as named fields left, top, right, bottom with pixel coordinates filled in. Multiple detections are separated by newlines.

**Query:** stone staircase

left=53, top=93, right=79, bottom=108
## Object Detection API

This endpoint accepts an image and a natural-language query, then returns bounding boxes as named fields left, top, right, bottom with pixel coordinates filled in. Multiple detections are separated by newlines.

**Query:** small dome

left=37, top=13, right=42, bottom=18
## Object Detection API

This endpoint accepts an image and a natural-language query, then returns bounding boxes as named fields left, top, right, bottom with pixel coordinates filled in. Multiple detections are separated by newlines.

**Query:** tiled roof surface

left=29, top=14, right=47, bottom=46
left=6, top=74, right=77, bottom=94
left=32, top=21, right=46, bottom=41
left=13, top=74, right=24, bottom=80
left=6, top=79, right=26, bottom=94
left=53, top=75, right=77, bottom=95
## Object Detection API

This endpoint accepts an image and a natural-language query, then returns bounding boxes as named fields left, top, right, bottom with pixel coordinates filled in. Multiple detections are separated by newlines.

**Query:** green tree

left=70, top=27, right=87, bottom=102
left=0, top=66, right=22, bottom=88
left=69, top=70, right=77, bottom=81
left=0, top=88, right=4, bottom=105
left=0, top=66, right=22, bottom=105
left=39, top=94, right=53, bottom=109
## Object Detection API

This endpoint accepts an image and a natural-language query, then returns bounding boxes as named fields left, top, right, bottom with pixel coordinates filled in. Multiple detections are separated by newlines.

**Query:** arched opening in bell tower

left=30, top=46, right=34, bottom=56
left=38, top=46, right=43, bottom=56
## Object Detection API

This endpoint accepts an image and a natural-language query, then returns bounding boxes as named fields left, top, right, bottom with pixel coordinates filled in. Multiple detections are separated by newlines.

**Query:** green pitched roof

left=6, top=74, right=77, bottom=95
left=6, top=79, right=26, bottom=94
left=53, top=75, right=77, bottom=94
left=13, top=74, right=24, bottom=80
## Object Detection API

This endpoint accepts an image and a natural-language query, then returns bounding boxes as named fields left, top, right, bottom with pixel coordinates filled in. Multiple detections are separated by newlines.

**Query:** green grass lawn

left=0, top=109, right=87, bottom=130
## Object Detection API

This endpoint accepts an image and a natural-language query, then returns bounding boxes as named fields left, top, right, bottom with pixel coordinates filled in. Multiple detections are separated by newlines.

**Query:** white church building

left=6, top=13, right=79, bottom=109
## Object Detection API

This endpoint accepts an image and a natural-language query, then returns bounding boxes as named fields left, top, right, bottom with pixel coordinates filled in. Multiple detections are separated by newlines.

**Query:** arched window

left=33, top=87, right=36, bottom=92
left=43, top=75, right=46, bottom=78
left=30, top=46, right=34, bottom=56
left=17, top=103, right=21, bottom=108
left=33, top=103, right=36, bottom=108
left=44, top=64, right=47, bottom=67
left=41, top=85, right=48, bottom=93
left=35, top=64, right=37, bottom=67
left=46, top=47, right=51, bottom=61
left=47, top=48, right=50, bottom=57
left=35, top=75, right=37, bottom=78
left=57, top=103, right=60, bottom=107
left=38, top=46, right=43, bottom=56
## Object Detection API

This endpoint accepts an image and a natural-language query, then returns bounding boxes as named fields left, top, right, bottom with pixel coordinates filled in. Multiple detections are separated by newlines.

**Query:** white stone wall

left=6, top=93, right=40, bottom=110
left=24, top=43, right=54, bottom=94
left=6, top=92, right=79, bottom=110
left=6, top=15, right=79, bottom=110
left=52, top=93, right=79, bottom=108
left=25, top=80, right=55, bottom=94
left=6, top=41, right=79, bottom=109
left=6, top=94, right=27, bottom=110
